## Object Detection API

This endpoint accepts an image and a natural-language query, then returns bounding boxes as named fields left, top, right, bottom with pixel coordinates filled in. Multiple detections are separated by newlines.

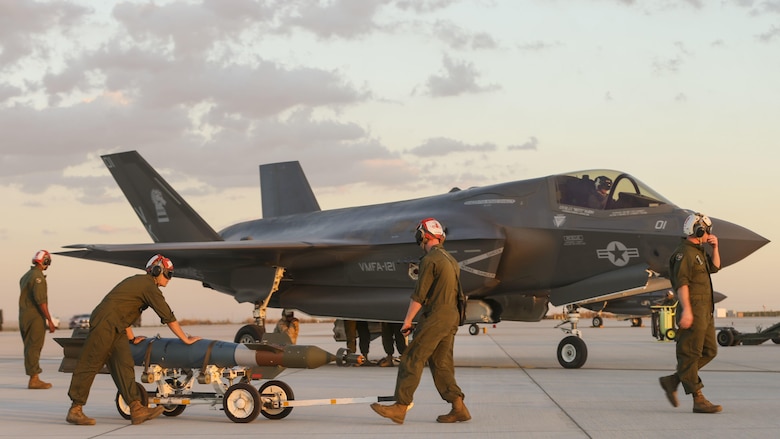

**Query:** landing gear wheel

left=223, top=382, right=261, bottom=423
left=631, top=318, right=643, bottom=327
left=717, top=329, right=735, bottom=347
left=592, top=316, right=603, bottom=328
left=773, top=337, right=780, bottom=344
left=664, top=328, right=676, bottom=341
left=259, top=380, right=295, bottom=420
left=116, top=382, right=149, bottom=420
left=234, top=324, right=265, bottom=344
left=557, top=336, right=588, bottom=369
left=468, top=324, right=479, bottom=336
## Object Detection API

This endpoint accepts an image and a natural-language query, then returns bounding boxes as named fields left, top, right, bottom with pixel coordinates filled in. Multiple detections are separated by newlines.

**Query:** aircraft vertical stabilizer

left=101, top=151, right=222, bottom=243
left=260, top=161, right=321, bottom=218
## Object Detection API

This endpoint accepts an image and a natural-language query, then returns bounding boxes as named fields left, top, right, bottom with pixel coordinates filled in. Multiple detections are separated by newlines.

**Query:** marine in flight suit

left=66, top=254, right=201, bottom=425
left=659, top=213, right=722, bottom=414
left=371, top=217, right=470, bottom=424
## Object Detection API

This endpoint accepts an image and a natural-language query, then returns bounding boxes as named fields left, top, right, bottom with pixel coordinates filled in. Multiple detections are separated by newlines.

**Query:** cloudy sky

left=2, top=0, right=777, bottom=325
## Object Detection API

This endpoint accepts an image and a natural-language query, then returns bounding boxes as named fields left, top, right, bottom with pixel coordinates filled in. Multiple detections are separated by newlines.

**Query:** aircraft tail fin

left=259, top=161, right=321, bottom=218
left=102, top=151, right=222, bottom=243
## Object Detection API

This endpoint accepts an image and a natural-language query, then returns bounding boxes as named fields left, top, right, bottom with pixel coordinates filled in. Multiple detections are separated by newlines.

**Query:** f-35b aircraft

left=58, top=151, right=768, bottom=368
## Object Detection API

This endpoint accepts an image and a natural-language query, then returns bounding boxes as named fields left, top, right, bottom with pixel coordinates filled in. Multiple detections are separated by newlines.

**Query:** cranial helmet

left=283, top=309, right=294, bottom=317
left=32, top=250, right=52, bottom=267
left=415, top=217, right=446, bottom=245
left=145, top=254, right=174, bottom=277
left=683, top=213, right=713, bottom=237
left=594, top=176, right=612, bottom=192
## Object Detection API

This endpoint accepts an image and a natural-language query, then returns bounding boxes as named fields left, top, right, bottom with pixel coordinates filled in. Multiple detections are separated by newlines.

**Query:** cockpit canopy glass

left=555, top=170, right=672, bottom=210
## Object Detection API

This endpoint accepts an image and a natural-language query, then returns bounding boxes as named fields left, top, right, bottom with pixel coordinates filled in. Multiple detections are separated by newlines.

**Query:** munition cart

left=55, top=330, right=385, bottom=423
left=716, top=321, right=780, bottom=347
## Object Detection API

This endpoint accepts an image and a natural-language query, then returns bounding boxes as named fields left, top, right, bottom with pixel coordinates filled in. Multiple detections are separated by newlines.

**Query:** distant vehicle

left=68, top=314, right=90, bottom=329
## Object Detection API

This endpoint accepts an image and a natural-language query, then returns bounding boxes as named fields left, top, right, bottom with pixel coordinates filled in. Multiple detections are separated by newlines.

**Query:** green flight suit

left=394, top=244, right=464, bottom=406
left=670, top=239, right=719, bottom=395
left=68, top=274, right=177, bottom=406
left=19, top=266, right=48, bottom=376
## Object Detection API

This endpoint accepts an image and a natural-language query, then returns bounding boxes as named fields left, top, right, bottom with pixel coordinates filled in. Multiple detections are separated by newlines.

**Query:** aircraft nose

left=711, top=217, right=769, bottom=268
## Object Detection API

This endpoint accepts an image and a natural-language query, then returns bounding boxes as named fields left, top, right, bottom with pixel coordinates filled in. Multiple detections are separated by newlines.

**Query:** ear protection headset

left=683, top=213, right=712, bottom=237
left=415, top=218, right=446, bottom=245
left=145, top=254, right=173, bottom=278
left=32, top=250, right=52, bottom=267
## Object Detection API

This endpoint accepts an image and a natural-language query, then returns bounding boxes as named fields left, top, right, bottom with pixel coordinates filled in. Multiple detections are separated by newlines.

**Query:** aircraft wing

left=550, top=265, right=667, bottom=307
left=57, top=239, right=373, bottom=274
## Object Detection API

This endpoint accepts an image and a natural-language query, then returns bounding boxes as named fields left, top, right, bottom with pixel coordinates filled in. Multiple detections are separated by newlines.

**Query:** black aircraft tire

left=717, top=329, right=735, bottom=347
left=772, top=337, right=780, bottom=344
left=259, top=380, right=295, bottom=420
left=224, top=382, right=261, bottom=423
left=557, top=336, right=588, bottom=369
left=469, top=324, right=479, bottom=336
left=234, top=324, right=265, bottom=344
left=116, top=382, right=149, bottom=420
left=592, top=316, right=603, bottom=328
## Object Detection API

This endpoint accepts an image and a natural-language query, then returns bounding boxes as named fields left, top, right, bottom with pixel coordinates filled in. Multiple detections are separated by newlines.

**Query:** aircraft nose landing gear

left=555, top=307, right=588, bottom=369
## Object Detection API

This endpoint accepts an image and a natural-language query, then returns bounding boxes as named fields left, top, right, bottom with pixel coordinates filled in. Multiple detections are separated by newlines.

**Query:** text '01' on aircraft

left=57, top=151, right=768, bottom=369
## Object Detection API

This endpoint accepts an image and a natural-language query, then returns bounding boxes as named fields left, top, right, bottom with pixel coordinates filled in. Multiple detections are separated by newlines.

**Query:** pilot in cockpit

left=587, top=176, right=612, bottom=209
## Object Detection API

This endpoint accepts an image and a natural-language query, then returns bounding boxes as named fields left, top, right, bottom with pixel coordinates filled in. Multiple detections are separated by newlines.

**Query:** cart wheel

left=259, top=380, right=295, bottom=420
left=223, top=382, right=261, bottom=423
left=592, top=316, right=603, bottom=328
left=468, top=324, right=479, bottom=336
left=162, top=404, right=186, bottom=417
left=557, top=336, right=588, bottom=369
left=717, top=329, right=735, bottom=347
left=665, top=328, right=676, bottom=341
left=116, top=382, right=150, bottom=420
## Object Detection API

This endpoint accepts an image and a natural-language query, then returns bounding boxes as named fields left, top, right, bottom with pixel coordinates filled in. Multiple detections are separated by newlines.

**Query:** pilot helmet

left=415, top=217, right=446, bottom=245
left=32, top=250, right=52, bottom=267
left=594, top=176, right=612, bottom=192
left=683, top=213, right=713, bottom=237
left=145, top=254, right=174, bottom=278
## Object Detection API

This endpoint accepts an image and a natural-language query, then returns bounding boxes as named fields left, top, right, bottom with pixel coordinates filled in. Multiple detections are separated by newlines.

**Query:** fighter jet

left=57, top=151, right=768, bottom=368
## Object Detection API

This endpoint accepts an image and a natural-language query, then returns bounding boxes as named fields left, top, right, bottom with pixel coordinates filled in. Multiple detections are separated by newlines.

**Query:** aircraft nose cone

left=711, top=217, right=769, bottom=268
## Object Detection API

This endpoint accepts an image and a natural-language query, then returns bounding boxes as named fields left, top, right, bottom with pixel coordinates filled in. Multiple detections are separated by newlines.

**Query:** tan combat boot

left=66, top=404, right=96, bottom=425
left=692, top=390, right=722, bottom=413
left=129, top=400, right=165, bottom=425
left=377, top=355, right=394, bottom=367
left=436, top=396, right=471, bottom=423
left=659, top=374, right=679, bottom=407
left=370, top=402, right=409, bottom=424
left=28, top=374, right=52, bottom=389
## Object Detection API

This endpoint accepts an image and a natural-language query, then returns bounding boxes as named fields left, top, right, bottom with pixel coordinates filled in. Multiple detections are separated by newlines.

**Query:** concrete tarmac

left=2, top=317, right=780, bottom=439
